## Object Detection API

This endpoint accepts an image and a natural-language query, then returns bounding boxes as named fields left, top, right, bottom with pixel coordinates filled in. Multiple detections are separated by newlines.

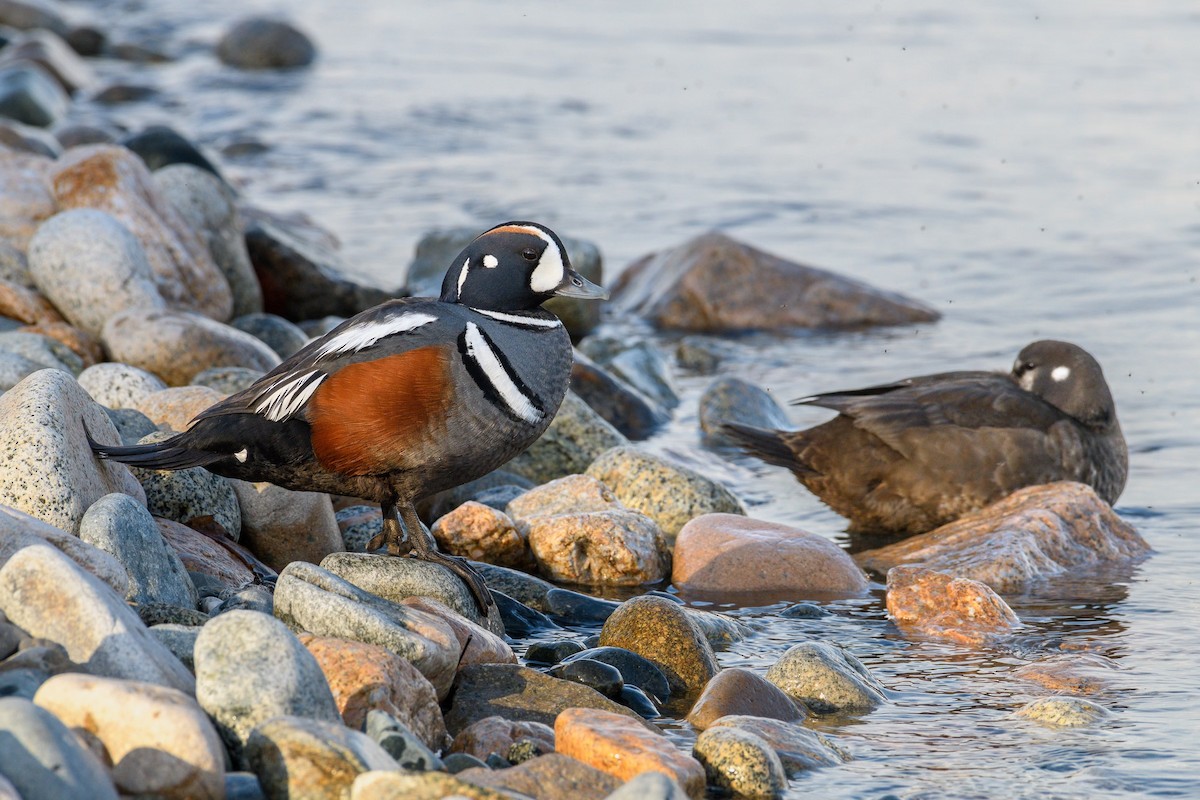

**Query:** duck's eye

left=521, top=248, right=539, bottom=262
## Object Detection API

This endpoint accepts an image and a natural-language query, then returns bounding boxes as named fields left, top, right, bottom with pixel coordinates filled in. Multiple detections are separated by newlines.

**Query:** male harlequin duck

left=90, top=221, right=608, bottom=612
left=721, top=340, right=1127, bottom=538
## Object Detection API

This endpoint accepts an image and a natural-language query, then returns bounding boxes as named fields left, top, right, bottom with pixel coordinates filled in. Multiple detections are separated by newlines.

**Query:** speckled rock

left=1013, top=696, right=1111, bottom=728
left=230, top=312, right=308, bottom=359
left=0, top=545, right=194, bottom=691
left=598, top=595, right=719, bottom=700
left=0, top=369, right=145, bottom=533
left=0, top=62, right=68, bottom=127
left=506, top=474, right=623, bottom=520
left=102, top=406, right=158, bottom=444
left=127, top=436, right=241, bottom=538
left=336, top=504, right=382, bottom=553
left=526, top=509, right=670, bottom=586
left=33, top=673, right=225, bottom=799
left=686, top=667, right=806, bottom=731
left=17, top=320, right=103, bottom=368
left=449, top=715, right=555, bottom=761
left=1013, top=653, right=1121, bottom=696
left=216, top=17, right=317, bottom=70
left=0, top=697, right=118, bottom=800
left=459, top=753, right=623, bottom=800
left=230, top=479, right=341, bottom=570
left=506, top=391, right=629, bottom=484
left=765, top=641, right=886, bottom=715
left=698, top=376, right=791, bottom=445
left=0, top=330, right=82, bottom=374
left=400, top=595, right=516, bottom=669
left=672, top=514, right=868, bottom=598
left=587, top=446, right=744, bottom=539
left=570, top=351, right=669, bottom=440
left=0, top=505, right=129, bottom=594
left=49, top=144, right=233, bottom=320
left=299, top=633, right=449, bottom=750
left=77, top=361, right=169, bottom=409
left=102, top=307, right=280, bottom=386
left=556, top=707, right=705, bottom=797
left=854, top=482, right=1150, bottom=593
left=365, top=709, right=443, bottom=771
left=153, top=164, right=263, bottom=318
left=886, top=565, right=1022, bottom=645
left=246, top=715, right=398, bottom=800
left=444, top=663, right=641, bottom=735
left=132, top=385, right=223, bottom=431
left=431, top=501, right=530, bottom=569
left=149, top=624, right=200, bottom=671
left=191, top=365, right=263, bottom=394
left=28, top=209, right=167, bottom=335
left=612, top=231, right=939, bottom=332
left=707, top=715, right=846, bottom=773
left=603, top=772, right=691, bottom=800
left=693, top=725, right=787, bottom=799
left=273, top=561, right=459, bottom=698
left=350, top=770, right=515, bottom=800
left=0, top=350, right=48, bottom=389
left=155, top=517, right=256, bottom=592
left=194, top=609, right=340, bottom=766
left=0, top=148, right=55, bottom=248
left=78, top=492, right=198, bottom=608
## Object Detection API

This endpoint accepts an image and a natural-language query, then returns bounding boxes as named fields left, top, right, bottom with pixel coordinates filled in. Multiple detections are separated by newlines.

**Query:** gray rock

left=605, top=341, right=679, bottom=410
left=366, top=709, right=444, bottom=771
left=0, top=62, right=68, bottom=127
left=78, top=361, right=169, bottom=409
left=78, top=492, right=198, bottom=608
left=0, top=504, right=130, bottom=595
left=765, top=641, right=887, bottom=715
left=506, top=391, right=629, bottom=485
left=0, top=697, right=118, bottom=800
left=28, top=209, right=167, bottom=335
left=246, top=715, right=398, bottom=799
left=216, top=17, right=317, bottom=70
left=334, top=504, right=382, bottom=553
left=0, top=240, right=31, bottom=287
left=471, top=561, right=556, bottom=610
left=0, top=545, right=194, bottom=692
left=0, top=667, right=48, bottom=700
left=104, top=406, right=159, bottom=444
left=0, top=117, right=60, bottom=156
left=191, top=365, right=264, bottom=394
left=0, top=330, right=82, bottom=374
left=0, top=350, right=47, bottom=389
left=193, top=609, right=340, bottom=767
left=570, top=351, right=669, bottom=440
left=0, top=0, right=69, bottom=34
left=2, top=29, right=94, bottom=96
left=1013, top=696, right=1111, bottom=728
left=707, top=715, right=847, bottom=774
left=231, top=312, right=309, bottom=358
left=699, top=376, right=791, bottom=444
left=0, top=369, right=145, bottom=533
left=603, top=771, right=690, bottom=800
left=153, top=164, right=264, bottom=317
left=420, top=468, right=534, bottom=522
left=224, top=772, right=266, bottom=800
left=128, top=437, right=242, bottom=538
left=693, top=726, right=787, bottom=799
left=148, top=623, right=201, bottom=671
left=214, top=585, right=274, bottom=616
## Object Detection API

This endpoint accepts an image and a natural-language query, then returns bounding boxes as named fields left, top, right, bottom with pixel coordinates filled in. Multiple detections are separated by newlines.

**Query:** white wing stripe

left=317, top=312, right=437, bottom=357
left=472, top=308, right=563, bottom=329
left=463, top=322, right=542, bottom=424
left=256, top=370, right=325, bottom=422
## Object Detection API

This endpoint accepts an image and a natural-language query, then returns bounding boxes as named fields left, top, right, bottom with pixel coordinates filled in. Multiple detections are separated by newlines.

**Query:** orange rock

left=19, top=321, right=102, bottom=367
left=298, top=634, right=448, bottom=751
left=457, top=753, right=621, bottom=800
left=133, top=385, right=225, bottom=432
left=0, top=278, right=62, bottom=324
left=886, top=566, right=1021, bottom=644
left=555, top=707, right=705, bottom=798
left=431, top=501, right=530, bottom=568
left=155, top=517, right=254, bottom=590
left=449, top=715, right=555, bottom=760
left=686, top=667, right=806, bottom=731
left=400, top=596, right=515, bottom=669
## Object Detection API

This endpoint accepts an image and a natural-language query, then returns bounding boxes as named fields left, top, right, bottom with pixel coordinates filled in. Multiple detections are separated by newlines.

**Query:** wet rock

left=449, top=715, right=555, bottom=761
left=243, top=213, right=393, bottom=321
left=33, top=673, right=225, bottom=799
left=571, top=351, right=669, bottom=439
left=472, top=561, right=555, bottom=609
left=78, top=362, right=168, bottom=409
left=886, top=565, right=1022, bottom=644
left=1, top=30, right=92, bottom=95
left=54, top=121, right=114, bottom=148
left=216, top=17, right=317, bottom=70
left=699, top=376, right=791, bottom=444
left=231, top=311, right=308, bottom=358
left=0, top=116, right=60, bottom=155
left=366, top=709, right=443, bottom=771
left=103, top=307, right=280, bottom=386
left=230, top=479, right=341, bottom=570
left=246, top=715, right=398, bottom=800
left=131, top=385, right=223, bottom=432
left=459, top=753, right=622, bottom=800
left=1013, top=696, right=1111, bottom=728
left=525, top=639, right=587, bottom=665
left=155, top=164, right=263, bottom=318
left=0, top=0, right=68, bottom=34
left=613, top=231, right=939, bottom=332
left=121, top=125, right=221, bottom=177
left=686, top=667, right=806, bottom=730
left=194, top=609, right=340, bottom=766
left=506, top=391, right=629, bottom=484
left=526, top=508, right=670, bottom=587
left=563, top=646, right=671, bottom=706
left=598, top=595, right=719, bottom=700
left=780, top=603, right=829, bottom=619
left=854, top=482, right=1151, bottom=593
left=0, top=62, right=67, bottom=126
left=79, top=492, right=198, bottom=608
left=603, top=771, right=691, bottom=800
left=50, top=144, right=234, bottom=320
left=602, top=341, right=679, bottom=411
left=0, top=369, right=145, bottom=532
left=191, top=365, right=263, bottom=394
left=1013, top=653, right=1121, bottom=696
left=492, top=592, right=557, bottom=635
left=555, top=707, right=705, bottom=797
left=765, top=641, right=886, bottom=715
left=587, top=446, right=744, bottom=539
left=444, top=663, right=640, bottom=735
left=0, top=696, right=118, bottom=800
left=401, top=595, right=516, bottom=668
left=431, top=501, right=530, bottom=569
left=274, top=561, right=458, bottom=698
left=0, top=505, right=130, bottom=594
left=707, top=715, right=846, bottom=773
left=672, top=513, right=868, bottom=597
left=693, top=725, right=787, bottom=799
left=0, top=545, right=193, bottom=691
left=0, top=148, right=55, bottom=249
left=551, top=658, right=624, bottom=698
left=155, top=517, right=256, bottom=592
left=544, top=587, right=621, bottom=623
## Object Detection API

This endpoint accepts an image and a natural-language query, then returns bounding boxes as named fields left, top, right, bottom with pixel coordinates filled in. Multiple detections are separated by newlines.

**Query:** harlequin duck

left=721, top=340, right=1127, bottom=538
left=90, top=221, right=608, bottom=612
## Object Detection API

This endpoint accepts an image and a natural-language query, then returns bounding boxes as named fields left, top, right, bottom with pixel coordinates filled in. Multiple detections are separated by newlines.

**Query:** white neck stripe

left=472, top=308, right=563, bottom=329
left=463, top=322, right=542, bottom=424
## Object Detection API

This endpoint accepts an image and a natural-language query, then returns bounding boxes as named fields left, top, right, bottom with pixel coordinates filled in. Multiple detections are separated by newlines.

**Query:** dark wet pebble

left=570, top=352, right=669, bottom=440
left=216, top=16, right=316, bottom=70
left=485, top=753, right=512, bottom=769
left=699, top=375, right=791, bottom=445
left=91, top=83, right=159, bottom=105
left=563, top=646, right=671, bottom=705
left=64, top=25, right=106, bottom=57
left=492, top=590, right=559, bottom=636
left=225, top=771, right=267, bottom=800
left=524, top=640, right=586, bottom=665
left=781, top=603, right=829, bottom=619
left=0, top=622, right=20, bottom=660
left=550, top=658, right=624, bottom=698
left=0, top=62, right=68, bottom=127
left=617, top=684, right=660, bottom=718
left=472, top=562, right=554, bottom=610
left=544, top=587, right=620, bottom=624
left=121, top=125, right=222, bottom=177
left=443, top=752, right=489, bottom=774
left=675, top=338, right=723, bottom=374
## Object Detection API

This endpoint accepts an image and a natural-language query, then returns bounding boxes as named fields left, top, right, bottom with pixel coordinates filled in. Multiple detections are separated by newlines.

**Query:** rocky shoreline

left=0, top=5, right=1154, bottom=800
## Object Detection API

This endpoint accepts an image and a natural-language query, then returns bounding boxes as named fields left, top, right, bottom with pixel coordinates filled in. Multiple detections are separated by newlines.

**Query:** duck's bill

left=553, top=269, right=609, bottom=300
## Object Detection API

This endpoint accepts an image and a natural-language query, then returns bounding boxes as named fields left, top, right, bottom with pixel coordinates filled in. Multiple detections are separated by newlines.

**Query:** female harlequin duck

left=721, top=340, right=1127, bottom=538
left=91, top=221, right=608, bottom=611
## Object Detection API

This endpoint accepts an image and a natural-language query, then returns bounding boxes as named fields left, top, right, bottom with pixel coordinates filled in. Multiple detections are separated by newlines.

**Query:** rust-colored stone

left=686, top=667, right=806, bottom=731
left=886, top=566, right=1021, bottom=645
left=449, top=715, right=555, bottom=761
left=155, top=516, right=255, bottom=590
left=0, top=278, right=62, bottom=324
left=400, top=596, right=515, bottom=669
left=431, top=501, right=530, bottom=568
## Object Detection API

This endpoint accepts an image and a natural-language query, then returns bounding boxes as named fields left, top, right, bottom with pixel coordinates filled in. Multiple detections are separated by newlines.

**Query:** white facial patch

left=317, top=312, right=437, bottom=357
left=255, top=370, right=326, bottom=422
left=483, top=254, right=499, bottom=268
left=462, top=322, right=543, bottom=424
left=1051, top=365, right=1071, bottom=382
left=456, top=257, right=471, bottom=299
left=503, top=225, right=565, bottom=293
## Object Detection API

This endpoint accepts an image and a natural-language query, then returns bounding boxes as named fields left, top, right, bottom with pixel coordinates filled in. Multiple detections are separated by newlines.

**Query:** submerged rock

left=1012, top=696, right=1111, bottom=728
left=886, top=565, right=1021, bottom=644
left=707, top=715, right=846, bottom=773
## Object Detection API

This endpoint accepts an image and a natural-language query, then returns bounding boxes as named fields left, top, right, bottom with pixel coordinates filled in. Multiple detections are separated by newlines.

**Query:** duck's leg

left=367, top=497, right=411, bottom=556
left=396, top=500, right=493, bottom=615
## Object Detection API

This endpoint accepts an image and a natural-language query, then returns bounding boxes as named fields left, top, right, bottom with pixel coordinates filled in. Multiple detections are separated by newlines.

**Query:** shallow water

left=78, top=1, right=1200, bottom=796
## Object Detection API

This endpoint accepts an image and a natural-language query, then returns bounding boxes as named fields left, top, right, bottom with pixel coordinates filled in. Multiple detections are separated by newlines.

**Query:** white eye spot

left=1051, top=365, right=1071, bottom=382
left=234, top=448, right=248, bottom=463
left=483, top=254, right=499, bottom=269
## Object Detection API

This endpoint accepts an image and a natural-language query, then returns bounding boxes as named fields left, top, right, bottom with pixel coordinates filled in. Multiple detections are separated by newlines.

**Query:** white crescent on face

left=513, top=225, right=565, bottom=293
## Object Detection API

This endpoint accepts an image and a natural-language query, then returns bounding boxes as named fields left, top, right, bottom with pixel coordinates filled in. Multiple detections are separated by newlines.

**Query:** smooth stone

left=121, top=125, right=221, bottom=178
left=525, top=640, right=586, bottom=665
left=506, top=473, right=624, bottom=520
left=0, top=330, right=80, bottom=378
left=213, top=585, right=274, bottom=616
left=191, top=365, right=264, bottom=394
left=155, top=517, right=256, bottom=592
left=129, top=441, right=242, bottom=539
left=225, top=772, right=267, bottom=800
left=0, top=501, right=130, bottom=595
left=230, top=479, right=342, bottom=570
left=551, top=658, right=624, bottom=698
left=459, top=753, right=622, bottom=800
left=0, top=621, right=19, bottom=660
left=611, top=231, right=939, bottom=331
left=431, top=501, right=530, bottom=569
left=686, top=667, right=806, bottom=731
left=400, top=595, right=516, bottom=669
left=604, top=341, right=679, bottom=411
left=0, top=696, right=117, bottom=800
left=527, top=508, right=671, bottom=587
left=216, top=16, right=317, bottom=70
left=131, top=386, right=225, bottom=431
left=1012, top=653, right=1121, bottom=696
left=471, top=562, right=556, bottom=610
left=449, top=715, right=555, bottom=761
left=136, top=603, right=209, bottom=627
left=555, top=707, right=705, bottom=797
left=563, top=646, right=671, bottom=705
left=0, top=115, right=60, bottom=157
left=193, top=609, right=340, bottom=766
left=505, top=391, right=629, bottom=485
left=17, top=319, right=103, bottom=369
left=53, top=121, right=114, bottom=147
left=672, top=513, right=868, bottom=598
left=1012, top=696, right=1112, bottom=728
left=0, top=349, right=46, bottom=389
left=0, top=0, right=68, bottom=34
left=780, top=603, right=829, bottom=619
left=0, top=545, right=194, bottom=691
left=587, top=446, right=745, bottom=540
left=103, top=307, right=280, bottom=386
left=245, top=715, right=399, bottom=800
left=544, top=587, right=620, bottom=623
left=602, top=771, right=690, bottom=800
left=617, top=684, right=660, bottom=718
left=350, top=770, right=514, bottom=799
left=149, top=624, right=201, bottom=671
left=444, top=663, right=641, bottom=735
left=692, top=726, right=787, bottom=800
left=598, top=595, right=719, bottom=700
left=490, top=590, right=558, bottom=636
left=78, top=361, right=168, bottom=408
left=231, top=312, right=308, bottom=358
left=0, top=29, right=90, bottom=94
left=854, top=482, right=1152, bottom=594
left=366, top=709, right=444, bottom=771
left=49, top=144, right=234, bottom=320
left=708, top=715, right=847, bottom=773
left=886, top=565, right=1022, bottom=644
left=571, top=351, right=669, bottom=440
left=78, top=492, right=198, bottom=608
left=0, top=276, right=59, bottom=324
left=0, top=148, right=56, bottom=249
left=33, top=673, right=225, bottom=799
left=0, top=666, right=50, bottom=699
left=698, top=376, right=791, bottom=445
left=0, top=62, right=67, bottom=126
left=765, top=641, right=887, bottom=715
left=274, top=561, right=458, bottom=698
